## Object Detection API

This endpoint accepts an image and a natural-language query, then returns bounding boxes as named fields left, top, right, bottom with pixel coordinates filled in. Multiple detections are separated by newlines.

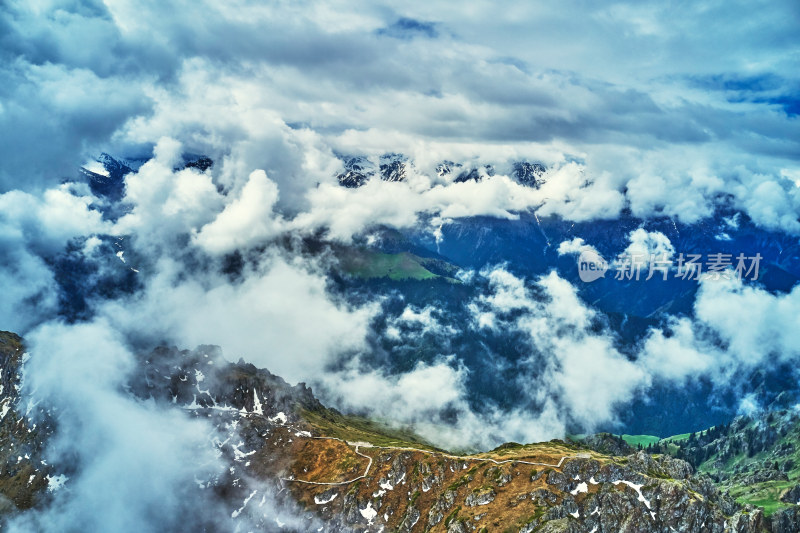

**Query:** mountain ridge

left=4, top=331, right=800, bottom=531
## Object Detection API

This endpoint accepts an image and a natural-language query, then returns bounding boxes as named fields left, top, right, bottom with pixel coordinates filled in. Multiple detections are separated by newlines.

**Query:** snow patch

left=270, top=412, right=287, bottom=425
left=0, top=399, right=11, bottom=420
left=613, top=480, right=651, bottom=510
left=231, top=489, right=258, bottom=518
left=360, top=502, right=377, bottom=524
left=315, top=492, right=338, bottom=505
left=570, top=482, right=588, bottom=495
left=45, top=474, right=68, bottom=492
left=253, top=389, right=263, bottom=415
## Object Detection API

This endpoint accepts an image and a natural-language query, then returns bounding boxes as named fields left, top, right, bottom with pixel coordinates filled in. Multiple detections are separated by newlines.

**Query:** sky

left=1, top=0, right=799, bottom=530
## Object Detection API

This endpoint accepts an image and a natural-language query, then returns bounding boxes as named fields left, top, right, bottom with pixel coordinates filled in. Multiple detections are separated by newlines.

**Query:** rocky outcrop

left=780, top=483, right=800, bottom=504
left=0, top=332, right=53, bottom=515
left=581, top=433, right=634, bottom=456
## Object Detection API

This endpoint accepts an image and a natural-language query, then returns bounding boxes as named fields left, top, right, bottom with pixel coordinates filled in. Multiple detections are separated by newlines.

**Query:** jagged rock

left=581, top=433, right=634, bottom=456
left=0, top=332, right=52, bottom=513
left=780, top=483, right=800, bottom=504
left=464, top=487, right=495, bottom=507
left=183, top=155, right=213, bottom=171
left=734, top=468, right=788, bottom=485
left=436, top=161, right=459, bottom=177
left=428, top=489, right=457, bottom=526
left=397, top=505, right=420, bottom=531
left=446, top=519, right=471, bottom=533
left=336, top=156, right=374, bottom=188
left=530, top=488, right=559, bottom=506
left=626, top=450, right=694, bottom=480
left=772, top=506, right=800, bottom=533
left=379, top=158, right=406, bottom=182
left=728, top=508, right=766, bottom=533
left=512, top=162, right=546, bottom=188
left=454, top=165, right=493, bottom=183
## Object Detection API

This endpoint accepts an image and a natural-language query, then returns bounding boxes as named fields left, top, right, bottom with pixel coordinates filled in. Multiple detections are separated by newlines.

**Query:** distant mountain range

left=69, top=153, right=800, bottom=440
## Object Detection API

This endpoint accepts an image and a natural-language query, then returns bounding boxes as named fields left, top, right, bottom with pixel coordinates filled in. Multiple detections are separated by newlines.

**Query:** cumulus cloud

left=100, top=254, right=376, bottom=384
left=318, top=356, right=567, bottom=451
left=9, top=321, right=229, bottom=532
left=194, top=170, right=283, bottom=254
left=0, top=0, right=798, bottom=235
left=614, top=228, right=676, bottom=273
left=384, top=305, right=456, bottom=341
left=472, top=268, right=650, bottom=429
left=557, top=237, right=600, bottom=257
left=640, top=276, right=800, bottom=383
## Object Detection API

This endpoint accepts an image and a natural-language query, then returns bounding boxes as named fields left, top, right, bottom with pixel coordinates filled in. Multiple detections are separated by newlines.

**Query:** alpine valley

left=4, top=153, right=800, bottom=532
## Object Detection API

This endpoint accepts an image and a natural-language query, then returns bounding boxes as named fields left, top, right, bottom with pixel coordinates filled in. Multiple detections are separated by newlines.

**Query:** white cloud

left=615, top=228, right=675, bottom=271
left=471, top=268, right=649, bottom=431
left=101, top=254, right=376, bottom=384
left=10, top=321, right=229, bottom=532
left=194, top=170, right=283, bottom=254
left=319, top=356, right=567, bottom=451
left=640, top=276, right=800, bottom=383
left=557, top=237, right=599, bottom=257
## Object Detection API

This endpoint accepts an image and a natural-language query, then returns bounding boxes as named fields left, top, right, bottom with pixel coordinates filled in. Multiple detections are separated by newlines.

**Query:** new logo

left=578, top=250, right=608, bottom=283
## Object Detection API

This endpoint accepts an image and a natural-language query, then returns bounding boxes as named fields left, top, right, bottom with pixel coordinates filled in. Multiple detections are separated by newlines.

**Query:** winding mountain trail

left=278, top=431, right=587, bottom=486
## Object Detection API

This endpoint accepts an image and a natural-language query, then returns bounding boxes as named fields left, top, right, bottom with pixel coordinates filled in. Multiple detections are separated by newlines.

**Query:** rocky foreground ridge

left=2, top=331, right=800, bottom=532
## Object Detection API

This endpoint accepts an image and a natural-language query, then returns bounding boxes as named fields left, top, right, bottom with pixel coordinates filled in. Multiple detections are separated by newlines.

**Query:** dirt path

left=279, top=433, right=586, bottom=486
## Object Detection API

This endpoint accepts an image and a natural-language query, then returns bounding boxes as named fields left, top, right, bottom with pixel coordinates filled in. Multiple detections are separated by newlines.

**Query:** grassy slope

left=337, top=248, right=457, bottom=281
left=622, top=434, right=661, bottom=448
left=693, top=418, right=800, bottom=516
left=301, top=407, right=445, bottom=452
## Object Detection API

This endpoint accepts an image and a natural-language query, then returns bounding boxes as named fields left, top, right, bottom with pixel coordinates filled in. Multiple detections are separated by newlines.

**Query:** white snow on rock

left=314, top=492, right=338, bottom=505
left=613, top=480, right=651, bottom=510
left=45, top=474, right=68, bottom=492
left=570, top=510, right=580, bottom=519
left=270, top=412, right=287, bottom=425
left=360, top=502, right=377, bottom=524
left=253, top=389, right=263, bottom=415
left=589, top=476, right=599, bottom=484
left=83, top=160, right=110, bottom=176
left=570, top=482, right=588, bottom=495
left=116, top=250, right=126, bottom=263
left=232, top=441, right=256, bottom=462
left=379, top=480, right=394, bottom=491
left=231, top=489, right=258, bottom=518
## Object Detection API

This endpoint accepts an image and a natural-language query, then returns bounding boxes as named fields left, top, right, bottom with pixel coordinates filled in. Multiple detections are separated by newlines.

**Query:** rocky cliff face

left=3, top=332, right=800, bottom=532
left=0, top=332, right=53, bottom=515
